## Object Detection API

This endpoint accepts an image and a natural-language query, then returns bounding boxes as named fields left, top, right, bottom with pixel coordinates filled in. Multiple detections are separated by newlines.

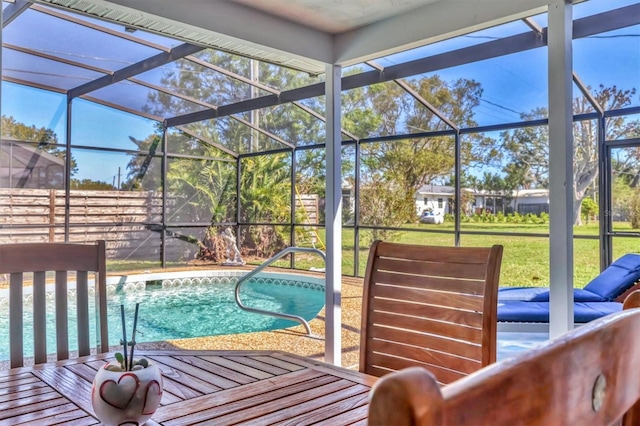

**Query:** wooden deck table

left=0, top=350, right=377, bottom=425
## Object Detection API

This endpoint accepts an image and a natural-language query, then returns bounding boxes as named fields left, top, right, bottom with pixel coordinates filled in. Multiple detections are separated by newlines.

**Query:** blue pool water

left=0, top=273, right=325, bottom=361
left=497, top=332, right=549, bottom=361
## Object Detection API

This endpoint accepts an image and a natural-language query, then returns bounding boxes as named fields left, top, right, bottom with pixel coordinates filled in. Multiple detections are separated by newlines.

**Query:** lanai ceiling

left=6, top=0, right=636, bottom=138
left=30, top=0, right=562, bottom=75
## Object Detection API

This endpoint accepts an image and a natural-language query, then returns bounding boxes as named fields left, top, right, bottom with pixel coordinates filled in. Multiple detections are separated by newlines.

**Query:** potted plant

left=91, top=304, right=163, bottom=426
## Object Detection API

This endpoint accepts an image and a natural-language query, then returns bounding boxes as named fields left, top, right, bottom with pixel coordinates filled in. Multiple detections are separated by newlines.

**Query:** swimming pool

left=0, top=270, right=325, bottom=361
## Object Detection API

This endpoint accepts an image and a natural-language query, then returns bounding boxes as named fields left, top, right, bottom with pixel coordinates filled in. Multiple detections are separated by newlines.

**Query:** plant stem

left=120, top=304, right=128, bottom=371
left=129, top=303, right=140, bottom=370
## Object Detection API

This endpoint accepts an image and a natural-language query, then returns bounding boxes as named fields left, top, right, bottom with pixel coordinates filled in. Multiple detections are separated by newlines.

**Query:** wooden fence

left=0, top=189, right=323, bottom=261
left=0, top=189, right=179, bottom=261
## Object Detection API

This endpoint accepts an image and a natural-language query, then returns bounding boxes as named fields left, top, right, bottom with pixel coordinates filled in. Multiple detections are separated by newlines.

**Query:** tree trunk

left=573, top=197, right=583, bottom=226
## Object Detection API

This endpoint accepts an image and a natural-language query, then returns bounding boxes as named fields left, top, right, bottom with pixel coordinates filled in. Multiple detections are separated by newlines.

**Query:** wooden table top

left=0, top=350, right=378, bottom=425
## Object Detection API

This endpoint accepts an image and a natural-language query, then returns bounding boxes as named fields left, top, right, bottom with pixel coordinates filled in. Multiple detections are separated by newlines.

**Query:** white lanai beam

left=548, top=0, right=574, bottom=338
left=325, top=64, right=342, bottom=365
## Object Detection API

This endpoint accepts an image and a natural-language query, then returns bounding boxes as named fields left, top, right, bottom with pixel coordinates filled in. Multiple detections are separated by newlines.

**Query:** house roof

left=514, top=189, right=550, bottom=198
left=417, top=184, right=454, bottom=196
left=0, top=139, right=65, bottom=169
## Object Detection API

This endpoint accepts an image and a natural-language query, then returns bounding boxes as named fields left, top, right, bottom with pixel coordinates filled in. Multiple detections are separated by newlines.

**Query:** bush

left=458, top=210, right=549, bottom=224
left=580, top=197, right=598, bottom=225
left=631, top=192, right=640, bottom=229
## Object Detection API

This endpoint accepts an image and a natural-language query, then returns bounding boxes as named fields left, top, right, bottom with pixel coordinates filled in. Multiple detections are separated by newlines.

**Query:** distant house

left=415, top=184, right=456, bottom=216
left=414, top=184, right=550, bottom=217
left=512, top=189, right=550, bottom=215
left=0, top=140, right=65, bottom=189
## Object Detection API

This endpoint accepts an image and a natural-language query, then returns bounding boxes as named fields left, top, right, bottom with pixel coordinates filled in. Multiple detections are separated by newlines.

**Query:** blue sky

left=2, top=0, right=639, bottom=183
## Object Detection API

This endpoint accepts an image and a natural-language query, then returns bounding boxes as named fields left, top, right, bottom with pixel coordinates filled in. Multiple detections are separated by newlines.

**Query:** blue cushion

left=498, top=253, right=640, bottom=303
left=498, top=287, right=605, bottom=302
left=497, top=301, right=622, bottom=323
left=497, top=287, right=549, bottom=301
left=583, top=254, right=640, bottom=300
left=530, top=289, right=604, bottom=302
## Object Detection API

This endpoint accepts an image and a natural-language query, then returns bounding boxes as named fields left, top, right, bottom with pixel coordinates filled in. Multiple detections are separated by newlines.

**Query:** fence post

left=49, top=189, right=56, bottom=242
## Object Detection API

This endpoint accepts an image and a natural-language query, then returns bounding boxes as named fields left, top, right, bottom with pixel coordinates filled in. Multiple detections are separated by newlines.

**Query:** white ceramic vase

left=91, top=362, right=163, bottom=426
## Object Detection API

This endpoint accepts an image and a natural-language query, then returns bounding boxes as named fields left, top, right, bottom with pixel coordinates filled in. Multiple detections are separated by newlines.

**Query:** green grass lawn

left=108, top=221, right=638, bottom=290
left=289, top=221, right=638, bottom=289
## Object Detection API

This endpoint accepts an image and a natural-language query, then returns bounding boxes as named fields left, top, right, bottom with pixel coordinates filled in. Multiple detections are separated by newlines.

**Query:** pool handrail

left=234, top=246, right=326, bottom=336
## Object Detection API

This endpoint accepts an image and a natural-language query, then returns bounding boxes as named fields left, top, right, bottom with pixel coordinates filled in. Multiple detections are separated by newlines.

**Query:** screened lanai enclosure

left=1, top=0, right=639, bottom=344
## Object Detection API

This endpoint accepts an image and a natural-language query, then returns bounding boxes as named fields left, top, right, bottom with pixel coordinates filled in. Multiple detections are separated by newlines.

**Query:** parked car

left=420, top=210, right=444, bottom=224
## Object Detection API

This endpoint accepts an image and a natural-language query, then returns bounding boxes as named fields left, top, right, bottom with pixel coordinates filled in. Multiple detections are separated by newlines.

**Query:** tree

left=122, top=129, right=237, bottom=223
left=140, top=53, right=330, bottom=257
left=479, top=171, right=507, bottom=213
left=631, top=190, right=640, bottom=229
left=580, top=197, right=598, bottom=225
left=445, top=171, right=478, bottom=216
left=357, top=76, right=497, bottom=226
left=70, top=179, right=116, bottom=190
left=122, top=133, right=163, bottom=191
left=500, top=85, right=640, bottom=225
left=239, top=153, right=292, bottom=257
left=1, top=115, right=78, bottom=188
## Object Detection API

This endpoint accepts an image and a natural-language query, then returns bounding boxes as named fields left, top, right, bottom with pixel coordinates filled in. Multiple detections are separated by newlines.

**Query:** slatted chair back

left=360, top=241, right=503, bottom=384
left=2, top=241, right=108, bottom=368
left=368, top=294, right=640, bottom=425
left=622, top=290, right=640, bottom=425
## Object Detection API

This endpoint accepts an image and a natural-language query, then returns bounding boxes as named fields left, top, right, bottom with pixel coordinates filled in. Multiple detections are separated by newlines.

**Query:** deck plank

left=249, top=355, right=307, bottom=371
left=224, top=355, right=291, bottom=375
left=198, top=355, right=276, bottom=380
left=1, top=350, right=377, bottom=425
left=163, top=355, right=248, bottom=388
left=154, top=368, right=329, bottom=424
left=0, top=396, right=70, bottom=424
left=0, top=402, right=95, bottom=426
left=32, top=366, right=94, bottom=415
left=238, top=381, right=370, bottom=425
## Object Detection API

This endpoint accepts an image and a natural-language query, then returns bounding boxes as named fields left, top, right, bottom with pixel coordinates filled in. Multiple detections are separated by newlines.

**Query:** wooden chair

left=368, top=290, right=640, bottom=426
left=2, top=241, right=109, bottom=368
left=360, top=241, right=503, bottom=384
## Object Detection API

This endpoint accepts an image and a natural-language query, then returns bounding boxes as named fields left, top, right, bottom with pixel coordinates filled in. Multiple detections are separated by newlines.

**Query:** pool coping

left=0, top=269, right=327, bottom=301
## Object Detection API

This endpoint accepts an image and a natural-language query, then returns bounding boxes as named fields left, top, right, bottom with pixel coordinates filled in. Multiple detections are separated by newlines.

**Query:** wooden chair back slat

left=370, top=297, right=484, bottom=328
left=371, top=283, right=485, bottom=311
left=1, top=243, right=103, bottom=273
left=9, top=273, right=24, bottom=367
left=372, top=270, right=486, bottom=295
left=55, top=271, right=69, bottom=361
left=360, top=241, right=503, bottom=385
left=370, top=310, right=483, bottom=342
left=368, top=290, right=640, bottom=426
left=369, top=325, right=482, bottom=361
left=33, top=271, right=47, bottom=364
left=374, top=257, right=491, bottom=282
left=76, top=270, right=90, bottom=357
left=623, top=291, right=640, bottom=426
left=374, top=243, right=494, bottom=264
left=2, top=241, right=109, bottom=368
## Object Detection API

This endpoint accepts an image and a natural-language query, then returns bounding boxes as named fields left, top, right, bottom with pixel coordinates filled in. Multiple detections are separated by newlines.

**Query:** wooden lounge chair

left=368, top=290, right=640, bottom=425
left=498, top=253, right=640, bottom=303
left=497, top=253, right=640, bottom=329
left=2, top=241, right=109, bottom=368
left=360, top=241, right=503, bottom=384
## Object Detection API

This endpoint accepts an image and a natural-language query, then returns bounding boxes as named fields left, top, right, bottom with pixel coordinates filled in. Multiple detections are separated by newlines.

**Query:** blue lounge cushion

left=583, top=253, right=640, bottom=301
left=498, top=287, right=549, bottom=302
left=497, top=301, right=622, bottom=323
left=530, top=288, right=604, bottom=302
left=498, top=253, right=640, bottom=303
left=498, top=287, right=605, bottom=302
